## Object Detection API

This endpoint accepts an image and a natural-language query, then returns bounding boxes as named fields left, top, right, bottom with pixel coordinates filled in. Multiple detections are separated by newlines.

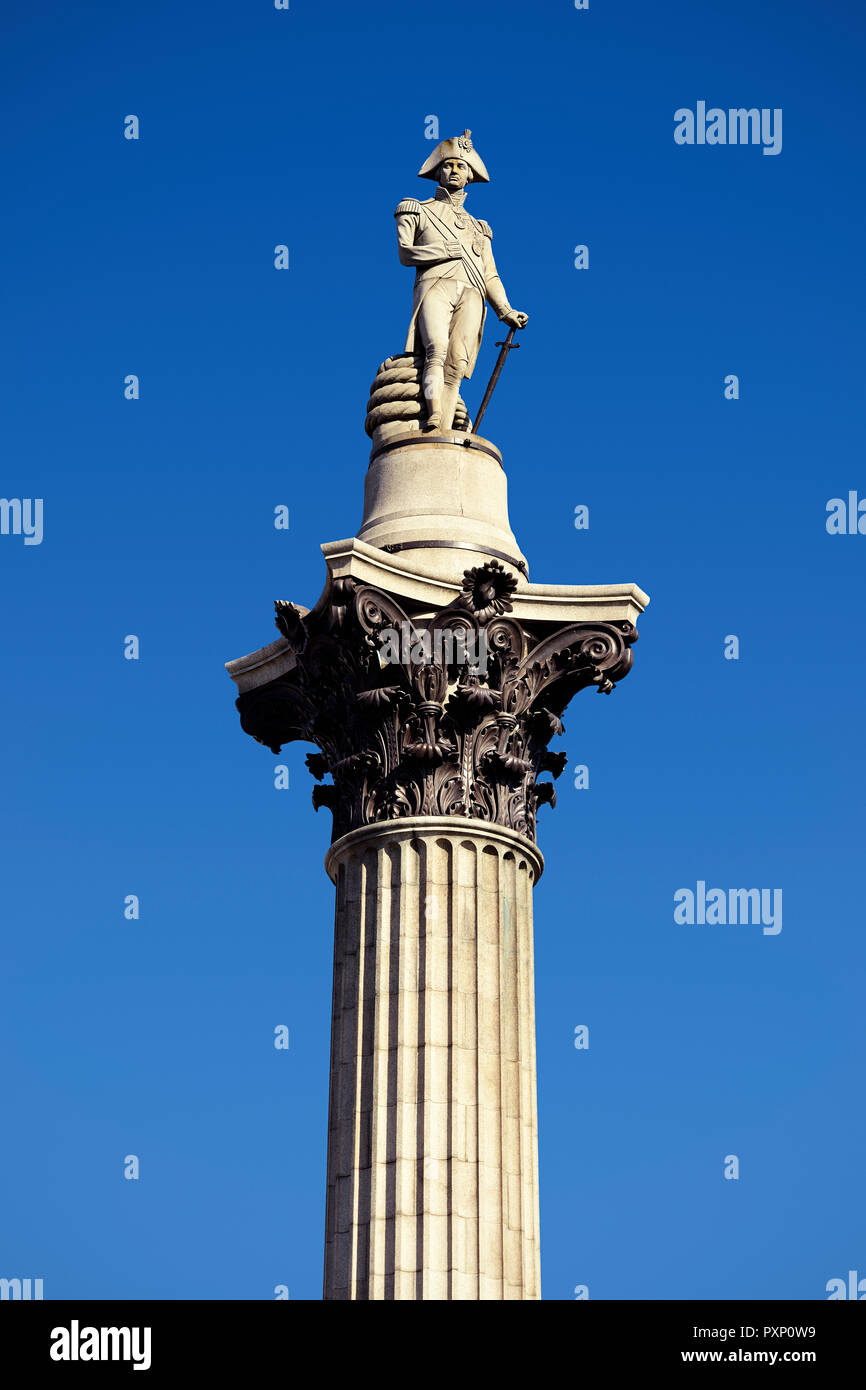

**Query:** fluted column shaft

left=322, top=816, right=544, bottom=1301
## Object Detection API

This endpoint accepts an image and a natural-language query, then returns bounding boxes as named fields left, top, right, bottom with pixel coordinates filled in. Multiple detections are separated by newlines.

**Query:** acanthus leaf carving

left=234, top=565, right=638, bottom=845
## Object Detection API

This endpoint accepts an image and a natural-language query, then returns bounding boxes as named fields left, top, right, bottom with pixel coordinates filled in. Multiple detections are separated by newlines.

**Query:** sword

left=469, top=325, right=522, bottom=437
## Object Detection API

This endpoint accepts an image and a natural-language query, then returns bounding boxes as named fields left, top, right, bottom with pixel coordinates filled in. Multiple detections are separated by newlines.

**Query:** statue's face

left=438, top=158, right=471, bottom=191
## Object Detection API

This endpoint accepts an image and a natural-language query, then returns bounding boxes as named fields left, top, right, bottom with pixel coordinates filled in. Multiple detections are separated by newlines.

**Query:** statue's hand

left=503, top=309, right=529, bottom=330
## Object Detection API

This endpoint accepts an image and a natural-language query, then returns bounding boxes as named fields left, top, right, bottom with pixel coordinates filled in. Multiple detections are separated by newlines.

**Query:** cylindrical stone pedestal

left=356, top=434, right=528, bottom=582
left=322, top=817, right=544, bottom=1301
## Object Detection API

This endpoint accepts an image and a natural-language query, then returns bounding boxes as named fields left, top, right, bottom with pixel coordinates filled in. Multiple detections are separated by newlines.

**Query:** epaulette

left=474, top=218, right=493, bottom=238
left=394, top=198, right=421, bottom=216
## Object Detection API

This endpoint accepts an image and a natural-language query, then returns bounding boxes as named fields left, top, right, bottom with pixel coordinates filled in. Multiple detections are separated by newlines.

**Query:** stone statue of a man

left=394, top=130, right=528, bottom=433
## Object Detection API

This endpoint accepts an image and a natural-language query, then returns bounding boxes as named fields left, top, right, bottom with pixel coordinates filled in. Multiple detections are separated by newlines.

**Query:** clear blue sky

left=1, top=0, right=864, bottom=1300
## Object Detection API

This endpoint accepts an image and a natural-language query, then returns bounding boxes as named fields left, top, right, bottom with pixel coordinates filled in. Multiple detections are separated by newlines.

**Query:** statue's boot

left=422, top=359, right=445, bottom=431
left=439, top=378, right=463, bottom=433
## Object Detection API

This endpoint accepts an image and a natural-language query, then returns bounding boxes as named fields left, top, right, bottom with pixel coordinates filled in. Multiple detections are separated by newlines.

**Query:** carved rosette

left=236, top=563, right=637, bottom=846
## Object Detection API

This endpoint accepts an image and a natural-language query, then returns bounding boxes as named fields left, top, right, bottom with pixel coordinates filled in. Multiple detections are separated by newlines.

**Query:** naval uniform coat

left=394, top=188, right=513, bottom=379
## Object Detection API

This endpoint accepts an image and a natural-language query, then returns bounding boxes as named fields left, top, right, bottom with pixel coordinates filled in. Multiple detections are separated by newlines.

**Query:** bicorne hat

left=417, top=129, right=490, bottom=183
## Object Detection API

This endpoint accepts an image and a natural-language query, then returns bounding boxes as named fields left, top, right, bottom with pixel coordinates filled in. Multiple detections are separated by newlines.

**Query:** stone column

left=322, top=818, right=543, bottom=1301
left=226, top=430, right=649, bottom=1300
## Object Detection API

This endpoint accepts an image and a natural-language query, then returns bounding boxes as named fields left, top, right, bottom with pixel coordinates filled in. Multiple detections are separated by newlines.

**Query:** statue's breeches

left=416, top=279, right=484, bottom=386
